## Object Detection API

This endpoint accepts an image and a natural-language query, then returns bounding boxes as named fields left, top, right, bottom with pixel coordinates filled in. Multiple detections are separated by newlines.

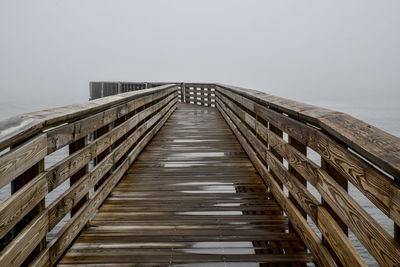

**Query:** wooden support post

left=114, top=115, right=127, bottom=168
left=182, top=83, right=186, bottom=103
left=395, top=177, right=400, bottom=244
left=69, top=136, right=89, bottom=216
left=288, top=136, right=307, bottom=217
left=321, top=158, right=348, bottom=265
left=11, top=158, right=45, bottom=265
left=269, top=123, right=283, bottom=189
left=287, top=136, right=308, bottom=255
left=95, top=124, right=112, bottom=190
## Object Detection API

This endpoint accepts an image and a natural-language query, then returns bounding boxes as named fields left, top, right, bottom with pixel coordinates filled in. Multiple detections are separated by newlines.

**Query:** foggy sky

left=1, top=0, right=399, bottom=116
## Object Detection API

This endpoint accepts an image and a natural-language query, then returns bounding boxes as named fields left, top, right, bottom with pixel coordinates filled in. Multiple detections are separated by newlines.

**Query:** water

left=0, top=97, right=398, bottom=266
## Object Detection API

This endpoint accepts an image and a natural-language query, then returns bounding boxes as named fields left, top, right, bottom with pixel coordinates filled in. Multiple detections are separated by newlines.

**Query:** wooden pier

left=58, top=103, right=311, bottom=266
left=0, top=82, right=399, bottom=266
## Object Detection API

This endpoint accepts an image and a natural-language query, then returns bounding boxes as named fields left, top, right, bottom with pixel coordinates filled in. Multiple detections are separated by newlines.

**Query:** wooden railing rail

left=215, top=84, right=400, bottom=266
left=90, top=82, right=216, bottom=107
left=0, top=84, right=178, bottom=266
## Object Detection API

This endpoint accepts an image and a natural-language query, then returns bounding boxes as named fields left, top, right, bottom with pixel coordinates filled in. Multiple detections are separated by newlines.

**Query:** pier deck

left=58, top=104, right=311, bottom=266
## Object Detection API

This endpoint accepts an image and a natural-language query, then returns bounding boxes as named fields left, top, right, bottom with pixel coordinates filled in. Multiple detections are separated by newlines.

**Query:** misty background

left=0, top=0, right=399, bottom=136
left=0, top=2, right=399, bottom=265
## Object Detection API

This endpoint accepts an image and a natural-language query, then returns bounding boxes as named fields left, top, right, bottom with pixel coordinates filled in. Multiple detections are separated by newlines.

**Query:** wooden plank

left=318, top=207, right=366, bottom=267
left=216, top=84, right=400, bottom=180
left=46, top=101, right=176, bottom=266
left=69, top=137, right=89, bottom=216
left=217, top=103, right=335, bottom=267
left=217, top=96, right=368, bottom=265
left=0, top=134, right=47, bottom=189
left=218, top=86, right=400, bottom=227
left=57, top=103, right=310, bottom=266
left=0, top=84, right=176, bottom=151
left=46, top=88, right=177, bottom=154
left=0, top=173, right=47, bottom=239
left=47, top=99, right=177, bottom=230
left=0, top=211, right=48, bottom=267
left=45, top=93, right=177, bottom=191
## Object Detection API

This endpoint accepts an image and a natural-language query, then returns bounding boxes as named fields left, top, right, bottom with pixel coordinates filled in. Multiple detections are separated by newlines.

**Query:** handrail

left=0, top=84, right=176, bottom=151
left=0, top=84, right=178, bottom=266
left=89, top=81, right=217, bottom=107
left=216, top=83, right=400, bottom=179
left=215, top=84, right=400, bottom=266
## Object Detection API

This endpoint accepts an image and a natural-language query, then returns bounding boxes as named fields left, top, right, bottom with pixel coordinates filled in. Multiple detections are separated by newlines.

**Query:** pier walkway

left=59, top=104, right=311, bottom=266
left=1, top=83, right=399, bottom=266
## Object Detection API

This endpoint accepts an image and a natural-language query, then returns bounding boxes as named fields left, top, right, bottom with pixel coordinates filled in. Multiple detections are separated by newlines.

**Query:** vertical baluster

left=395, top=177, right=400, bottom=245
left=321, top=158, right=348, bottom=265
left=11, top=158, right=45, bottom=264
left=269, top=123, right=283, bottom=188
left=288, top=136, right=307, bottom=251
left=69, top=136, right=88, bottom=216
left=94, top=124, right=112, bottom=190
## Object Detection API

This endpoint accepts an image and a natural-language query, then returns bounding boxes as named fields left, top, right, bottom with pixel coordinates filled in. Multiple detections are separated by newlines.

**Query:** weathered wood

left=0, top=173, right=47, bottom=239
left=318, top=206, right=366, bottom=267
left=45, top=102, right=177, bottom=266
left=216, top=83, right=400, bottom=179
left=69, top=137, right=88, bottom=216
left=217, top=86, right=400, bottom=227
left=0, top=211, right=48, bottom=267
left=47, top=98, right=178, bottom=230
left=217, top=89, right=400, bottom=266
left=58, top=103, right=311, bottom=266
left=217, top=103, right=334, bottom=266
left=45, top=93, right=177, bottom=192
left=0, top=134, right=47, bottom=189
left=0, top=84, right=176, bottom=151
left=46, top=88, right=176, bottom=154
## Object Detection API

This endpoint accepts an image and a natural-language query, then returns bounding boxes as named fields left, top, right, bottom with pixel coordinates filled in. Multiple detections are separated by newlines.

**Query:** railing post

left=269, top=123, right=283, bottom=189
left=118, top=82, right=122, bottom=94
left=288, top=135, right=307, bottom=250
left=11, top=158, right=45, bottom=264
left=321, top=158, right=348, bottom=264
left=69, top=136, right=89, bottom=216
left=94, top=124, right=112, bottom=190
left=395, top=177, right=400, bottom=245
left=182, top=82, right=186, bottom=103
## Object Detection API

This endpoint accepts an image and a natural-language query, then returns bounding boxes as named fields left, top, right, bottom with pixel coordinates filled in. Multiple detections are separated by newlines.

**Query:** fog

left=1, top=0, right=399, bottom=117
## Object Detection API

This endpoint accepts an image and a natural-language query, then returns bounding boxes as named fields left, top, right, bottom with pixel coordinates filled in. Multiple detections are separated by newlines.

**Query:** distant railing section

left=215, top=84, right=400, bottom=267
left=0, top=84, right=178, bottom=266
left=90, top=82, right=216, bottom=107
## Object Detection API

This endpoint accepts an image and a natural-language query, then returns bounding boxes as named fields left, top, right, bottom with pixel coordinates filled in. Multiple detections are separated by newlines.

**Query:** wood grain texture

left=0, top=134, right=47, bottom=189
left=0, top=173, right=47, bottom=239
left=58, top=103, right=312, bottom=266
left=45, top=92, right=177, bottom=191
left=217, top=86, right=400, bottom=227
left=217, top=89, right=400, bottom=266
left=216, top=84, right=400, bottom=179
left=217, top=103, right=332, bottom=266
left=47, top=98, right=177, bottom=230
left=45, top=102, right=176, bottom=266
left=0, top=211, right=48, bottom=267
left=0, top=84, right=176, bottom=151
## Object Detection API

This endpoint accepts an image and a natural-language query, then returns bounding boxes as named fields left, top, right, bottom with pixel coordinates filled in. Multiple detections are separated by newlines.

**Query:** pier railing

left=0, top=81, right=399, bottom=266
left=215, top=84, right=400, bottom=266
left=0, top=84, right=178, bottom=266
left=90, top=81, right=216, bottom=107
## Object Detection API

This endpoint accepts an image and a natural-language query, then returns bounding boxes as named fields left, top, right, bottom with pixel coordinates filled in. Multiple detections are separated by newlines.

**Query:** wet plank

left=59, top=103, right=313, bottom=266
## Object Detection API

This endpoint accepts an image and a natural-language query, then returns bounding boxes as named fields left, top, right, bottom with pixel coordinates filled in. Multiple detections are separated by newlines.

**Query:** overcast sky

left=0, top=0, right=399, bottom=116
